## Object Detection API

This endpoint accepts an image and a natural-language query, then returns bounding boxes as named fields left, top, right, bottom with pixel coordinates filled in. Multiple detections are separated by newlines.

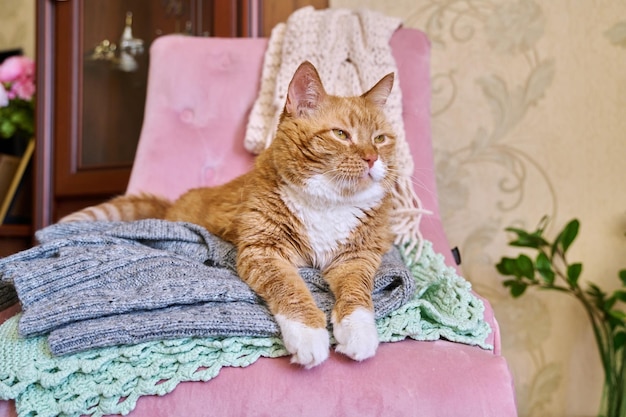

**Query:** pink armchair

left=0, top=28, right=516, bottom=416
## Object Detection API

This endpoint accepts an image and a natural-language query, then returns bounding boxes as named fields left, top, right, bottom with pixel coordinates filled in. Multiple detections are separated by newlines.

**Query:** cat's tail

left=58, top=193, right=173, bottom=223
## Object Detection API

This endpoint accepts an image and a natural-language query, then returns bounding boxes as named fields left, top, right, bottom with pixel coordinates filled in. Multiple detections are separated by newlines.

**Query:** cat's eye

left=373, top=135, right=386, bottom=144
left=332, top=129, right=349, bottom=140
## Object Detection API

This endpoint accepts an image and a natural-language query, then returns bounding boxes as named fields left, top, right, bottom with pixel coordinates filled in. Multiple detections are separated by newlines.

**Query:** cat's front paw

left=332, top=307, right=379, bottom=361
left=275, top=315, right=329, bottom=369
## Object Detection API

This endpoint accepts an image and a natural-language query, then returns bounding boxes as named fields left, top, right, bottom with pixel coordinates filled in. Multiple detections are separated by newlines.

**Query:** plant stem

left=614, top=338, right=625, bottom=416
left=549, top=248, right=621, bottom=416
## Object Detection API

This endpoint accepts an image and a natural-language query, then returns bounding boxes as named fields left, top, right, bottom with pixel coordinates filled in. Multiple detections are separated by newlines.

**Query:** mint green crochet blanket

left=0, top=241, right=491, bottom=417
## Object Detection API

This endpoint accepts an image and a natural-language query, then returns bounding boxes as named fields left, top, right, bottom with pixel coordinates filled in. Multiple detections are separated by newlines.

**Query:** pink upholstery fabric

left=118, top=342, right=514, bottom=417
left=0, top=29, right=517, bottom=417
left=126, top=37, right=263, bottom=200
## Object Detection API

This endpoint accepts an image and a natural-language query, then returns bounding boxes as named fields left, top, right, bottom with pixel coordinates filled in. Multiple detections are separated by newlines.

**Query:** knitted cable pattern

left=0, top=240, right=491, bottom=417
left=243, top=6, right=430, bottom=260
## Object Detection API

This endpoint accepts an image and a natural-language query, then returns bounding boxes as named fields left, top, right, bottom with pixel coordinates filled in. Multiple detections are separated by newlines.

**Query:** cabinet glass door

left=80, top=0, right=203, bottom=168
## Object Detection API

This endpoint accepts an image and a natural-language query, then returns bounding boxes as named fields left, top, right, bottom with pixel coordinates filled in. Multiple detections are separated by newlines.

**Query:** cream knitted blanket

left=244, top=6, right=429, bottom=259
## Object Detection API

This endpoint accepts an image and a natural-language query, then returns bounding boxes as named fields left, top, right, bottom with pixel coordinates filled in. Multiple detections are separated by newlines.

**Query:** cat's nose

left=363, top=154, right=378, bottom=169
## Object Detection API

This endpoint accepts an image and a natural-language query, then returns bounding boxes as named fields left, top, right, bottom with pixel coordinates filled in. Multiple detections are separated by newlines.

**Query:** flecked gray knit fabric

left=0, top=220, right=415, bottom=356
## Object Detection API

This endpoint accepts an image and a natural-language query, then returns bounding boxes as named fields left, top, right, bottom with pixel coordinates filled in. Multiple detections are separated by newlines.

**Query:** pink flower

left=0, top=56, right=34, bottom=83
left=9, top=77, right=35, bottom=101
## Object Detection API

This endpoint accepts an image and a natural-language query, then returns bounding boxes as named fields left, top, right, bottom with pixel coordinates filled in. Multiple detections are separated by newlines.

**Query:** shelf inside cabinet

left=0, top=224, right=32, bottom=237
left=0, top=224, right=33, bottom=256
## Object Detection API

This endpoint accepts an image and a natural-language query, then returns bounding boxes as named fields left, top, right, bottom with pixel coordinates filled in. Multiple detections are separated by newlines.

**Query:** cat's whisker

left=323, top=167, right=360, bottom=189
left=408, top=176, right=436, bottom=198
left=386, top=167, right=437, bottom=200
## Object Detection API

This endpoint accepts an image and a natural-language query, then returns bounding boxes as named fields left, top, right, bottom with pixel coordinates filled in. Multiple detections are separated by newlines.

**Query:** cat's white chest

left=280, top=174, right=385, bottom=269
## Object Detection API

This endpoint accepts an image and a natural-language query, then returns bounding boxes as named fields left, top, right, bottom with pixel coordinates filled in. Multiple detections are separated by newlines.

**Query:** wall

left=330, top=1, right=626, bottom=416
left=0, top=0, right=35, bottom=58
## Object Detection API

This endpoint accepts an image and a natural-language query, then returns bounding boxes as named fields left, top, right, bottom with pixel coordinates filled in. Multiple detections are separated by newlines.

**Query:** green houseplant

left=496, top=217, right=626, bottom=417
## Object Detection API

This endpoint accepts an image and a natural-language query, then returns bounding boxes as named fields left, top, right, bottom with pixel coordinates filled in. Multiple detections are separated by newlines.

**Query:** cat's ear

left=285, top=61, right=327, bottom=117
left=362, top=73, right=394, bottom=108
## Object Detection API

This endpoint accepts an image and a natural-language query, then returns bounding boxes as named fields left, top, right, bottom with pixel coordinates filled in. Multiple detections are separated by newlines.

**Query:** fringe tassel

left=390, top=175, right=432, bottom=263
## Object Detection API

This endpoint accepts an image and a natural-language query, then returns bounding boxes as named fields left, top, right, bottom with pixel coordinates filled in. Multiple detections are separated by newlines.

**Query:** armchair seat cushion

left=126, top=340, right=515, bottom=417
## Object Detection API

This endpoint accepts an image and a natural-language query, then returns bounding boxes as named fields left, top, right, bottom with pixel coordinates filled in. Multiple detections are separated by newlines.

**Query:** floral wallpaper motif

left=332, top=1, right=626, bottom=416
left=606, top=20, right=626, bottom=48
left=0, top=0, right=35, bottom=58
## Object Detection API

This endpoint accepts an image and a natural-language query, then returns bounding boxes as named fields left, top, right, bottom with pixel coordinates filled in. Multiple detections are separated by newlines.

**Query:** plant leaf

left=604, top=296, right=617, bottom=312
left=509, top=281, right=528, bottom=298
left=613, top=290, right=626, bottom=303
left=567, top=263, right=582, bottom=287
left=517, top=254, right=535, bottom=280
left=619, top=269, right=626, bottom=287
left=504, top=226, right=529, bottom=237
left=608, top=315, right=624, bottom=330
left=536, top=252, right=555, bottom=285
left=506, top=227, right=549, bottom=249
left=557, top=219, right=580, bottom=254
left=614, top=331, right=626, bottom=352
left=587, top=283, right=605, bottom=298
left=497, top=257, right=519, bottom=277
left=587, top=283, right=608, bottom=311
left=503, top=279, right=517, bottom=288
left=609, top=309, right=626, bottom=322
left=502, top=278, right=528, bottom=298
left=536, top=215, right=550, bottom=233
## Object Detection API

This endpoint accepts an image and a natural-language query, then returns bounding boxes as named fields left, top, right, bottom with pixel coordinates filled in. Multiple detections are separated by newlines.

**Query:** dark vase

left=0, top=131, right=31, bottom=157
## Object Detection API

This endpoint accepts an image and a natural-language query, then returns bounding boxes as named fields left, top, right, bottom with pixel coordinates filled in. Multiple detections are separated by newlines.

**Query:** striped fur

left=60, top=62, right=397, bottom=368
left=59, top=194, right=171, bottom=223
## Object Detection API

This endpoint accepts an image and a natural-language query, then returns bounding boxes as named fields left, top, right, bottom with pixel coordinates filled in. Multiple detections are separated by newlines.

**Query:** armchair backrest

left=126, top=29, right=456, bottom=266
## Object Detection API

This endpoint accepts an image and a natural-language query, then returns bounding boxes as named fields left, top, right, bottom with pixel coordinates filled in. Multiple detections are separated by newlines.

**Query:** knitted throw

left=244, top=6, right=429, bottom=259
left=0, top=220, right=415, bottom=356
left=0, top=239, right=491, bottom=417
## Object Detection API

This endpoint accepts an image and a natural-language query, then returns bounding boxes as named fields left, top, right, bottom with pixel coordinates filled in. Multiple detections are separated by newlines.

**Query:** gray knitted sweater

left=0, top=220, right=415, bottom=356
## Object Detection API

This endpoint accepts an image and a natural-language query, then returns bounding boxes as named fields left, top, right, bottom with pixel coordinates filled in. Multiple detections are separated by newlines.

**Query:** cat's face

left=300, top=95, right=397, bottom=198
left=272, top=62, right=397, bottom=200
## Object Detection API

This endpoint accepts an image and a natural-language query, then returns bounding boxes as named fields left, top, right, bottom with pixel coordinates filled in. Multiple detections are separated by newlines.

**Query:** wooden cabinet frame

left=34, top=0, right=264, bottom=230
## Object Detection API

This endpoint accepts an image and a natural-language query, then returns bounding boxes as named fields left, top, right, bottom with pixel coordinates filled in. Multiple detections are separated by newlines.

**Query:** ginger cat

left=61, top=61, right=398, bottom=368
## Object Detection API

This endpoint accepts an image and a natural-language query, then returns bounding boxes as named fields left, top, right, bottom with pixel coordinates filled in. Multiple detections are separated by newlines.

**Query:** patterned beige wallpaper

left=0, top=0, right=35, bottom=58
left=331, top=1, right=626, bottom=416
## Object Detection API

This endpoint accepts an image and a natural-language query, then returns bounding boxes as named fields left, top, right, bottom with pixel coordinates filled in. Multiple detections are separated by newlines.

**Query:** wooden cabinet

left=0, top=225, right=33, bottom=257
left=36, top=0, right=258, bottom=229
left=0, top=0, right=326, bottom=254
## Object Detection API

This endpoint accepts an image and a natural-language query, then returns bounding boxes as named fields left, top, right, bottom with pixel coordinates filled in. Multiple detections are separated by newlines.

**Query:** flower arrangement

left=497, top=217, right=626, bottom=417
left=0, top=56, right=35, bottom=141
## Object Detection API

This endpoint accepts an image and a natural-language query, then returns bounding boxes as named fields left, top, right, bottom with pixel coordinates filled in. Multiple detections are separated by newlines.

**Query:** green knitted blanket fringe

left=0, top=240, right=492, bottom=417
